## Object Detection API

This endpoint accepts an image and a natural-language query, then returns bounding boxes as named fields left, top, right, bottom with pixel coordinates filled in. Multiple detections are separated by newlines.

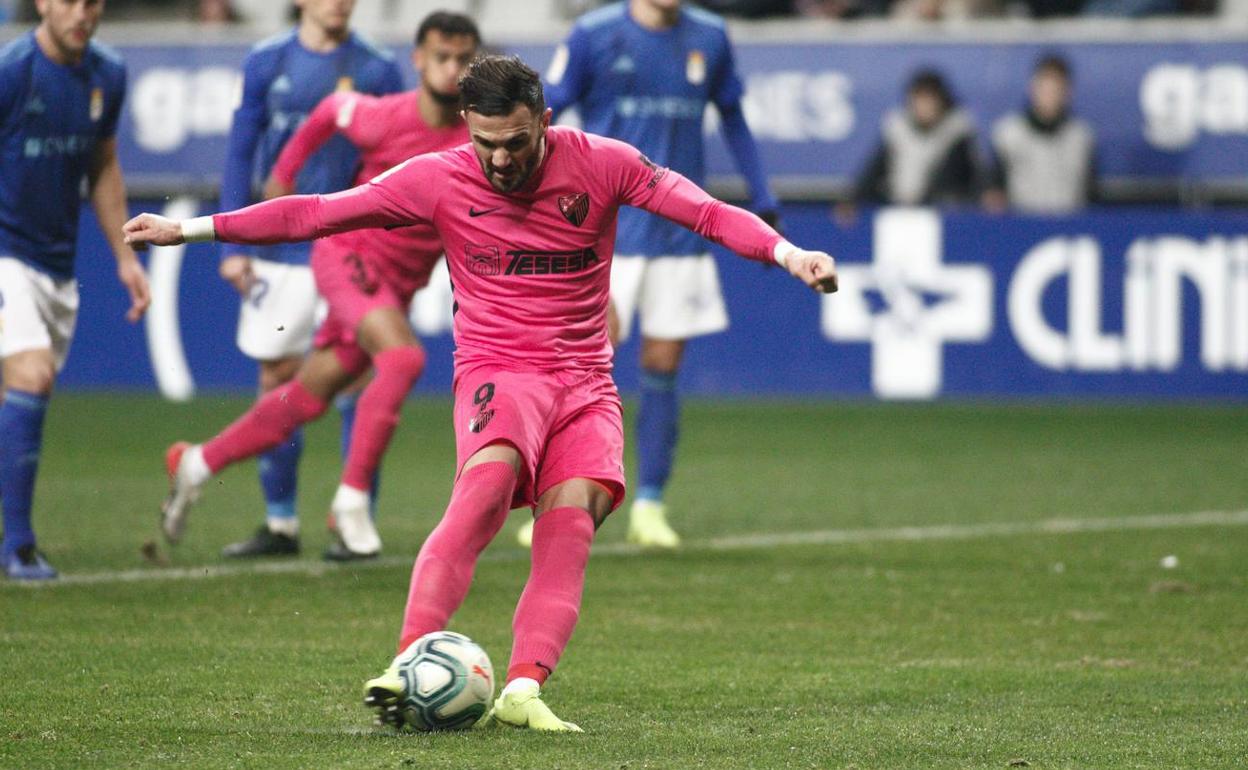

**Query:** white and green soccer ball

left=394, top=631, right=495, bottom=731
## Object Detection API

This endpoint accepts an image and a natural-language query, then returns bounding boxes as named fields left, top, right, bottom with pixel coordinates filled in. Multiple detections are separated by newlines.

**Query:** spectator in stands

left=891, top=0, right=1004, bottom=18
left=843, top=69, right=980, bottom=215
left=196, top=0, right=241, bottom=23
left=983, top=54, right=1096, bottom=214
left=794, top=0, right=891, bottom=17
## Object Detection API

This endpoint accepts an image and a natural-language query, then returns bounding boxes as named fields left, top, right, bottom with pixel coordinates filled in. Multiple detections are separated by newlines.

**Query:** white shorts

left=0, top=256, right=79, bottom=371
left=610, top=254, right=729, bottom=344
left=236, top=258, right=326, bottom=361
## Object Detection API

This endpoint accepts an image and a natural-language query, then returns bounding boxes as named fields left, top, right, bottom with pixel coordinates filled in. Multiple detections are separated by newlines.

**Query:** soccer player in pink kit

left=124, top=56, right=836, bottom=732
left=159, top=13, right=478, bottom=560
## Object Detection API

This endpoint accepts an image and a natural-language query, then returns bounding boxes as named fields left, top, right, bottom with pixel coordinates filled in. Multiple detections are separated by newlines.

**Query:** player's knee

left=376, top=345, right=426, bottom=383
left=639, top=339, right=684, bottom=373
left=259, top=357, right=301, bottom=392
left=535, top=479, right=614, bottom=527
left=4, top=355, right=56, bottom=396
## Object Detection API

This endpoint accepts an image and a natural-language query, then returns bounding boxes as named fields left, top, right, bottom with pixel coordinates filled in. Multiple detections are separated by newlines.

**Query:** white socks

left=502, top=677, right=540, bottom=697
left=182, top=444, right=212, bottom=486
left=266, top=516, right=299, bottom=537
left=331, top=483, right=370, bottom=513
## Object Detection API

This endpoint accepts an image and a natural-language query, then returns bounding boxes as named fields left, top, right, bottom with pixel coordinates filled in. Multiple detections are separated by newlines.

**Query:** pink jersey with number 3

left=272, top=90, right=467, bottom=295
left=214, top=126, right=784, bottom=371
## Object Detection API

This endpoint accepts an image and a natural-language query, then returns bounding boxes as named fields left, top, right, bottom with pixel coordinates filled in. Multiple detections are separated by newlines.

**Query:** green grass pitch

left=2, top=394, right=1247, bottom=768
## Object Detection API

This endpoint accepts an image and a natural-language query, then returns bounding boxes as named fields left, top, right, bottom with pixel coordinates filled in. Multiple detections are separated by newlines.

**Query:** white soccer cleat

left=161, top=441, right=203, bottom=544
left=330, top=485, right=381, bottom=558
left=626, top=499, right=681, bottom=549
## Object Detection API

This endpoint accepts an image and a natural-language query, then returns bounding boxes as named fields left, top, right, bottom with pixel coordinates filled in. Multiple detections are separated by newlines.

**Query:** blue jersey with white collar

left=545, top=2, right=776, bottom=257
left=220, top=30, right=402, bottom=265
left=0, top=32, right=126, bottom=279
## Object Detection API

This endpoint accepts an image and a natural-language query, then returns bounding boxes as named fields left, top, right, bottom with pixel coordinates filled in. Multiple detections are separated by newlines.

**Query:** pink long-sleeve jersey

left=216, top=126, right=785, bottom=371
left=271, top=90, right=468, bottom=294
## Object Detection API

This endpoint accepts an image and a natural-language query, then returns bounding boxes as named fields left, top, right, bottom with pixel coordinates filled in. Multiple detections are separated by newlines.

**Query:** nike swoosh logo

left=469, top=206, right=502, bottom=218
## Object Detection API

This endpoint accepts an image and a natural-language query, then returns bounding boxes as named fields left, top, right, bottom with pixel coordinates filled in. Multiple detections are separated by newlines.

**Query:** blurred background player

left=216, top=0, right=402, bottom=558
left=123, top=54, right=837, bottom=733
left=0, top=0, right=150, bottom=580
left=534, top=0, right=782, bottom=549
left=982, top=53, right=1097, bottom=214
left=841, top=68, right=981, bottom=218
left=160, top=11, right=479, bottom=561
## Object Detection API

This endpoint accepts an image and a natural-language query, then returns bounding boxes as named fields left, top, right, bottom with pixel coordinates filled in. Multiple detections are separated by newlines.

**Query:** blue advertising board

left=108, top=38, right=1248, bottom=194
left=60, top=202, right=1248, bottom=400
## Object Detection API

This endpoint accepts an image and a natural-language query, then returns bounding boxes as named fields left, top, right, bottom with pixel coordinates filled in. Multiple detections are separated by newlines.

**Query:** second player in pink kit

left=158, top=13, right=479, bottom=561
left=125, top=56, right=837, bottom=732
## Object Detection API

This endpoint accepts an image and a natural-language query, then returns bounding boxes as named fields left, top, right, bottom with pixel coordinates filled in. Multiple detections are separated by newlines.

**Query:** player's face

left=907, top=89, right=945, bottom=129
left=36, top=0, right=103, bottom=57
left=1030, top=70, right=1070, bottom=122
left=466, top=106, right=552, bottom=194
left=295, top=0, right=355, bottom=36
left=414, top=31, right=478, bottom=106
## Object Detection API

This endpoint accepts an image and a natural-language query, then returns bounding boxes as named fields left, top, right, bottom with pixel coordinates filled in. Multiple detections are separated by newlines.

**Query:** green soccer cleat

left=488, top=679, right=582, bottom=732
left=363, top=664, right=408, bottom=730
left=625, top=499, right=681, bottom=549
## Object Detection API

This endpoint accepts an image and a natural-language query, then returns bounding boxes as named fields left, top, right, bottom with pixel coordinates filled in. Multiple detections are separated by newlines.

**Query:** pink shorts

left=453, top=361, right=626, bottom=512
left=311, top=239, right=410, bottom=351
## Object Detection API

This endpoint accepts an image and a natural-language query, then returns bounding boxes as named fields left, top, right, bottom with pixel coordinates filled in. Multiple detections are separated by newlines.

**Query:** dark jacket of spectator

left=853, top=71, right=980, bottom=206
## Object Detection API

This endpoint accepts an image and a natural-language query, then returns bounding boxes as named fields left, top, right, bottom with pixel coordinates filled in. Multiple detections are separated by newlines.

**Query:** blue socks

left=255, top=390, right=382, bottom=525
left=1, top=389, right=49, bottom=559
left=258, top=427, right=301, bottom=523
left=335, top=391, right=380, bottom=516
left=636, top=368, right=679, bottom=503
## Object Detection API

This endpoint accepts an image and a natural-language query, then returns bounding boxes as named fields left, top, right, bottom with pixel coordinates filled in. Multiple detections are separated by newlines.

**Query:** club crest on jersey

left=336, top=76, right=355, bottom=92
left=558, top=192, right=590, bottom=227
left=89, top=88, right=104, bottom=121
left=465, top=245, right=501, bottom=276
left=686, top=51, right=706, bottom=86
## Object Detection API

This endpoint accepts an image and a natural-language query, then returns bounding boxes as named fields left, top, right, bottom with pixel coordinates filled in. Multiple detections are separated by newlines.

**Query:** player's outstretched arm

left=638, top=168, right=837, bottom=294
left=125, top=160, right=430, bottom=250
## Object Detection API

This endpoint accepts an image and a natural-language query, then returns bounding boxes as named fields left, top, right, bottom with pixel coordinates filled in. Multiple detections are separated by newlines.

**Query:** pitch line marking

left=8, top=508, right=1248, bottom=589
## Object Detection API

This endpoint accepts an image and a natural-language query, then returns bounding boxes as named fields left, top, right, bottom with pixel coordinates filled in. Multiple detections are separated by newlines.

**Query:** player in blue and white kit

left=537, top=0, right=780, bottom=548
left=215, top=0, right=402, bottom=559
left=0, top=0, right=149, bottom=580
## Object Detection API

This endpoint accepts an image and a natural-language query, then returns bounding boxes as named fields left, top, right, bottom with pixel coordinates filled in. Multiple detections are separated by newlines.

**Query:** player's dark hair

left=1034, top=53, right=1072, bottom=82
left=458, top=55, right=546, bottom=117
left=907, top=68, right=956, bottom=110
left=415, top=11, right=481, bottom=47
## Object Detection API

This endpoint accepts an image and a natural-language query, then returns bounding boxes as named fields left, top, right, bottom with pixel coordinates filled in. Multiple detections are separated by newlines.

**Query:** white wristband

left=181, top=216, right=216, bottom=243
left=773, top=240, right=797, bottom=268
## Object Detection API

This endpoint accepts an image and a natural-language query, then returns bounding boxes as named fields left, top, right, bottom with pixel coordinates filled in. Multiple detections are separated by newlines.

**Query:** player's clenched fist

left=781, top=249, right=838, bottom=294
left=123, top=213, right=185, bottom=248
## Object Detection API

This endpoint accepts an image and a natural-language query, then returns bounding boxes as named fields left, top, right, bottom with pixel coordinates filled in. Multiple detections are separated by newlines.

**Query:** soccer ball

left=394, top=631, right=494, bottom=731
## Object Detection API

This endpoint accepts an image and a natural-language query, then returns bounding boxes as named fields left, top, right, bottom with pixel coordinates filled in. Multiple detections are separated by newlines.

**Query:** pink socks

left=201, top=380, right=326, bottom=473
left=506, top=506, right=595, bottom=685
left=399, top=461, right=516, bottom=650
left=342, top=346, right=425, bottom=491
